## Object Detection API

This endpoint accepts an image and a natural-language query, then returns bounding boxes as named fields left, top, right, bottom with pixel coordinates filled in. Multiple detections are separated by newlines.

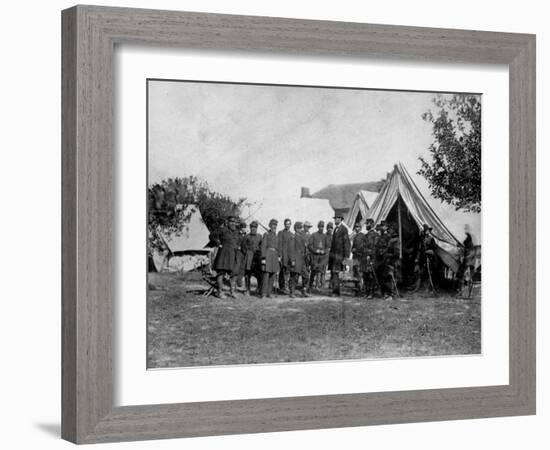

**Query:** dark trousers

left=262, top=272, right=276, bottom=297
left=290, top=268, right=309, bottom=294
left=362, top=271, right=377, bottom=297
left=331, top=270, right=341, bottom=295
left=375, top=261, right=392, bottom=296
left=309, top=270, right=322, bottom=289
left=278, top=265, right=290, bottom=291
left=245, top=270, right=262, bottom=294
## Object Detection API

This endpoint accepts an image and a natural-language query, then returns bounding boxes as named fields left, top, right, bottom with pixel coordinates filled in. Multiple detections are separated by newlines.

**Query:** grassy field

left=147, top=272, right=481, bottom=368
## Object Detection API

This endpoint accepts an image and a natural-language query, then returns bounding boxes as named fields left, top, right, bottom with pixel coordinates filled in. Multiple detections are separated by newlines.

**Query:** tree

left=419, top=94, right=481, bottom=213
left=148, top=176, right=246, bottom=251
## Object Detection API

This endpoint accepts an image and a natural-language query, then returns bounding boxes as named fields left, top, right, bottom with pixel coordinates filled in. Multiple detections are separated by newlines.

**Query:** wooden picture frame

left=61, top=5, right=536, bottom=444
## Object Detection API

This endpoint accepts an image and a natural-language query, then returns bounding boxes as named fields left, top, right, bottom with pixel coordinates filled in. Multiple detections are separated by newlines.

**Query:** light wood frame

left=62, top=5, right=536, bottom=444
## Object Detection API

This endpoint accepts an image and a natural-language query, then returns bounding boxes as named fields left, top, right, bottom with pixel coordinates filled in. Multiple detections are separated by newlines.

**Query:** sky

left=148, top=80, right=481, bottom=242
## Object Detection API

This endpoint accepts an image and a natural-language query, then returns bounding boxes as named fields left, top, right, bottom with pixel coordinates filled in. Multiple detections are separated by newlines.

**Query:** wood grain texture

left=61, top=4, right=536, bottom=444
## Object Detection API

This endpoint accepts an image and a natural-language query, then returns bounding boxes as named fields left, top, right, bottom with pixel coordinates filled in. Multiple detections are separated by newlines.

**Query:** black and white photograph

left=147, top=79, right=482, bottom=368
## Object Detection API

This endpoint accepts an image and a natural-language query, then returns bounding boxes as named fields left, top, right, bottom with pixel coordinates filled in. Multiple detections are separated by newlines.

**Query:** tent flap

left=366, top=162, right=462, bottom=270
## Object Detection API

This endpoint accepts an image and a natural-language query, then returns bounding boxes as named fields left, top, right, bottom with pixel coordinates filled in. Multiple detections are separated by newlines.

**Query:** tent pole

left=397, top=196, right=403, bottom=259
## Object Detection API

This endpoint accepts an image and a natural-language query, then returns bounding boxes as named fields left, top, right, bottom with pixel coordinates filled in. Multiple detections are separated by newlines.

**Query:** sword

left=426, top=256, right=437, bottom=293
left=368, top=257, right=380, bottom=290
left=389, top=270, right=400, bottom=298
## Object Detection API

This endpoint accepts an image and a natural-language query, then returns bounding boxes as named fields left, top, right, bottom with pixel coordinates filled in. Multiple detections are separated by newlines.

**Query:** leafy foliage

left=148, top=176, right=246, bottom=251
left=419, top=94, right=481, bottom=213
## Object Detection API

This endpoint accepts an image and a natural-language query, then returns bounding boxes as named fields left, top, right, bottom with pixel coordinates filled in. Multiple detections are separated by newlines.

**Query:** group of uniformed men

left=211, top=214, right=438, bottom=300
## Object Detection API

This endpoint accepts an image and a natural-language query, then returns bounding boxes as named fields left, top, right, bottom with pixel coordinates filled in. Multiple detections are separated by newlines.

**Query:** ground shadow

left=35, top=422, right=60, bottom=438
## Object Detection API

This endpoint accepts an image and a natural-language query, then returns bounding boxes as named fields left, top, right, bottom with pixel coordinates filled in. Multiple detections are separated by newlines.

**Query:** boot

left=228, top=279, right=238, bottom=298
left=216, top=274, right=226, bottom=299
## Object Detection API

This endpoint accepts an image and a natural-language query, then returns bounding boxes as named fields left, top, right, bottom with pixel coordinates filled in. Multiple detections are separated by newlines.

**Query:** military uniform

left=386, top=231, right=401, bottom=295
left=212, top=227, right=239, bottom=274
left=277, top=228, right=293, bottom=292
left=212, top=218, right=240, bottom=298
left=261, top=227, right=280, bottom=297
left=323, top=226, right=333, bottom=289
left=414, top=227, right=438, bottom=292
left=242, top=229, right=262, bottom=295
left=235, top=227, right=247, bottom=287
left=302, top=222, right=313, bottom=288
left=308, top=229, right=329, bottom=290
left=289, top=226, right=310, bottom=297
left=351, top=230, right=365, bottom=295
left=374, top=229, right=391, bottom=297
left=328, top=221, right=351, bottom=295
left=360, top=227, right=379, bottom=297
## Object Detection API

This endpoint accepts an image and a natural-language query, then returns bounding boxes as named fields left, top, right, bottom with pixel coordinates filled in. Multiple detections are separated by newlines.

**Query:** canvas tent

left=366, top=162, right=462, bottom=273
left=344, top=190, right=379, bottom=228
left=151, top=205, right=211, bottom=272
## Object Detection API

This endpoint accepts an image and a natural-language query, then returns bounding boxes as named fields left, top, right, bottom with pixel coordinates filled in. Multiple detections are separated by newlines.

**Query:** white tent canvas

left=159, top=206, right=210, bottom=252
left=344, top=190, right=379, bottom=228
left=366, top=163, right=466, bottom=271
left=151, top=205, right=211, bottom=272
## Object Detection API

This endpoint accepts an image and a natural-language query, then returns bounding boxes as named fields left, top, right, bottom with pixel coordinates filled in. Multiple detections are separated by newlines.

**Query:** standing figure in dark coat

left=261, top=219, right=280, bottom=298
left=413, top=224, right=438, bottom=292
left=289, top=222, right=310, bottom=298
left=374, top=221, right=392, bottom=299
left=328, top=214, right=351, bottom=296
left=360, top=218, right=379, bottom=299
left=212, top=216, right=239, bottom=298
left=302, top=221, right=313, bottom=290
left=350, top=222, right=365, bottom=296
left=323, top=222, right=334, bottom=289
left=385, top=226, right=401, bottom=299
left=242, top=221, right=263, bottom=296
left=308, top=221, right=329, bottom=292
left=277, top=218, right=293, bottom=294
left=235, top=221, right=248, bottom=289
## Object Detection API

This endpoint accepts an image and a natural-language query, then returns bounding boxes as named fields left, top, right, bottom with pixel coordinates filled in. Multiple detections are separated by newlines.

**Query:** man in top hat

left=308, top=220, right=329, bottom=292
left=413, top=223, right=438, bottom=292
left=241, top=221, right=263, bottom=296
left=328, top=213, right=351, bottom=296
left=360, top=218, right=379, bottom=299
left=277, top=218, right=293, bottom=294
left=261, top=218, right=280, bottom=298
left=323, top=221, right=334, bottom=289
left=212, top=215, right=240, bottom=298
left=288, top=222, right=310, bottom=298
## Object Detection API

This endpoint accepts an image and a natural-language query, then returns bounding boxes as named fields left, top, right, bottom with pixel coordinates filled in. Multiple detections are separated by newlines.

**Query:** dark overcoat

left=277, top=229, right=293, bottom=267
left=359, top=229, right=378, bottom=271
left=328, top=225, right=351, bottom=271
left=289, top=231, right=309, bottom=274
left=261, top=231, right=280, bottom=273
left=375, top=231, right=390, bottom=263
left=212, top=227, right=239, bottom=272
left=242, top=233, right=262, bottom=272
left=308, top=231, right=329, bottom=271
